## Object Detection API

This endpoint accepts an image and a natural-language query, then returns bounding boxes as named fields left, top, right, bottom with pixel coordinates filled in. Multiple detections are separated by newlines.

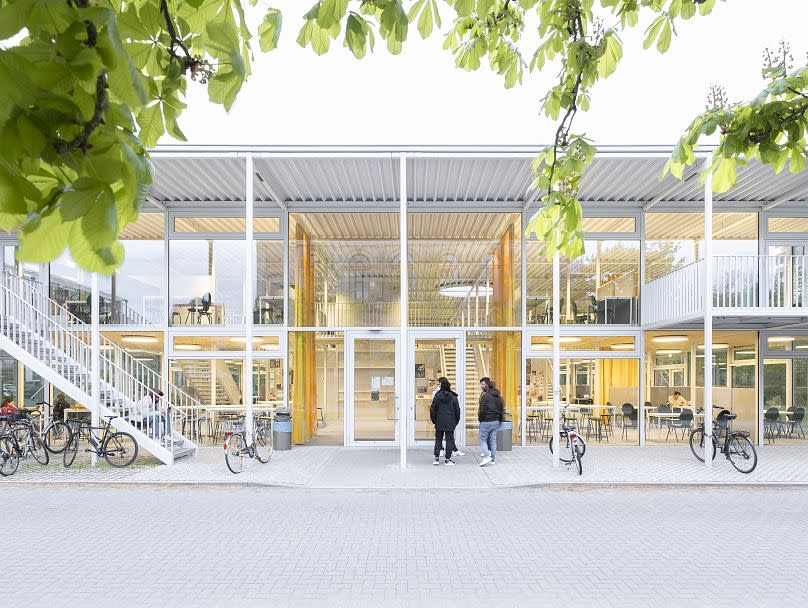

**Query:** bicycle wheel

left=549, top=432, right=586, bottom=462
left=224, top=433, right=246, bottom=474
left=0, top=436, right=19, bottom=477
left=44, top=421, right=71, bottom=453
left=572, top=439, right=583, bottom=475
left=689, top=428, right=717, bottom=462
left=63, top=431, right=79, bottom=468
left=254, top=426, right=272, bottom=464
left=29, top=432, right=49, bottom=465
left=103, top=432, right=138, bottom=468
left=727, top=434, right=757, bottom=474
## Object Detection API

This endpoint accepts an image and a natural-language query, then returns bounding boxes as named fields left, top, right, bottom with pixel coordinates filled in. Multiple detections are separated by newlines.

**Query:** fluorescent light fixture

left=795, top=345, right=808, bottom=350
left=652, top=335, right=688, bottom=344
left=259, top=344, right=279, bottom=351
left=134, top=357, right=154, bottom=362
left=657, top=349, right=682, bottom=355
left=121, top=335, right=159, bottom=344
left=175, top=344, right=202, bottom=351
left=530, top=344, right=552, bottom=351
left=767, top=336, right=795, bottom=343
left=697, top=344, right=729, bottom=350
left=559, top=336, right=581, bottom=344
left=610, top=343, right=635, bottom=350
left=735, top=350, right=755, bottom=355
left=438, top=284, right=493, bottom=298
left=230, top=337, right=264, bottom=344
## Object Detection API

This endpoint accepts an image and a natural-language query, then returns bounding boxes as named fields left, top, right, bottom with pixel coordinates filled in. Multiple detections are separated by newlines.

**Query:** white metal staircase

left=0, top=271, right=201, bottom=464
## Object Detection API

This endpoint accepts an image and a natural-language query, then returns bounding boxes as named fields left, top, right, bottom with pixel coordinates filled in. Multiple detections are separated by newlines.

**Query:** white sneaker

left=454, top=450, right=465, bottom=456
left=433, top=458, right=440, bottom=466
left=488, top=461, right=495, bottom=466
left=444, top=459, right=455, bottom=466
left=480, top=453, right=485, bottom=458
left=479, top=456, right=492, bottom=467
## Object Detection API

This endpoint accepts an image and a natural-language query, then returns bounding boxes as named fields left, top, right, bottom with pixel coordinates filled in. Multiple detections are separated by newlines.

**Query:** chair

left=587, top=295, right=600, bottom=324
left=763, top=407, right=783, bottom=444
left=185, top=298, right=200, bottom=323
left=542, top=298, right=565, bottom=324
left=784, top=407, right=806, bottom=439
left=197, top=293, right=213, bottom=324
left=666, top=409, right=694, bottom=442
left=621, top=403, right=638, bottom=440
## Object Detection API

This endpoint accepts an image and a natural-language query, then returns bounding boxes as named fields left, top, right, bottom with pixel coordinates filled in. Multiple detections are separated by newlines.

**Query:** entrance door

left=346, top=332, right=399, bottom=445
left=409, top=332, right=464, bottom=446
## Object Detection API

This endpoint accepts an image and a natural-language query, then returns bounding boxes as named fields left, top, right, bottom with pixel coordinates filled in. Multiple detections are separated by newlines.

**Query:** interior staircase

left=0, top=270, right=200, bottom=464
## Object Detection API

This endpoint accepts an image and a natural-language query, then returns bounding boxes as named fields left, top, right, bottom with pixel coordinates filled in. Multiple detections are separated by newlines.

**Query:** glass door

left=346, top=332, right=399, bottom=445
left=409, top=332, right=463, bottom=445
left=766, top=242, right=807, bottom=307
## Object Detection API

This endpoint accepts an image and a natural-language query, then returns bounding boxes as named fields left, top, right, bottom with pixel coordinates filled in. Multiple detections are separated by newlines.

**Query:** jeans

left=479, top=420, right=500, bottom=461
left=434, top=430, right=456, bottom=458
left=143, top=413, right=169, bottom=438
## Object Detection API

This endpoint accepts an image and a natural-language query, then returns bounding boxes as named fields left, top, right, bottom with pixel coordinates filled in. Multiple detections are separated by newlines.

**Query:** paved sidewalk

left=3, top=443, right=808, bottom=487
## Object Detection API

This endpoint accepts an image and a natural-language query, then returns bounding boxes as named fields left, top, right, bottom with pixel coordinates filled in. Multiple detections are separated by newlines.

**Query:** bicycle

left=548, top=408, right=584, bottom=475
left=223, top=415, right=273, bottom=474
left=0, top=411, right=49, bottom=476
left=63, top=415, right=139, bottom=468
left=32, top=401, right=72, bottom=454
left=689, top=409, right=757, bottom=474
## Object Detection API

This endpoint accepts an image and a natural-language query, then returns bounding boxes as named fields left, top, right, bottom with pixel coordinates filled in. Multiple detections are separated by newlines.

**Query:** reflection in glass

left=413, top=339, right=458, bottom=441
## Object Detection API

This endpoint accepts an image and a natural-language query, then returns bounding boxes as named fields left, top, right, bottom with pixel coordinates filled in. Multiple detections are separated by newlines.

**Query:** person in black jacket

left=430, top=377, right=460, bottom=466
left=478, top=377, right=504, bottom=466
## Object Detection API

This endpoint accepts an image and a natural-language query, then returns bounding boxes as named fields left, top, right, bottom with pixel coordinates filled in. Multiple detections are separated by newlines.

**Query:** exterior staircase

left=0, top=271, right=200, bottom=464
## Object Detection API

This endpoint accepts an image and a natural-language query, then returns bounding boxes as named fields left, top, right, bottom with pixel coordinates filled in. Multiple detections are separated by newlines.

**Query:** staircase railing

left=1, top=270, right=201, bottom=451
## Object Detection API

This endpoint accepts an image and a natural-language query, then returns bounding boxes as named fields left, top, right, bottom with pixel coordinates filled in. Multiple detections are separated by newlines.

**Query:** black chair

left=785, top=407, right=806, bottom=439
left=185, top=298, right=200, bottom=323
left=666, top=408, right=694, bottom=442
left=763, top=407, right=782, bottom=444
left=197, top=293, right=213, bottom=323
left=621, top=403, right=638, bottom=440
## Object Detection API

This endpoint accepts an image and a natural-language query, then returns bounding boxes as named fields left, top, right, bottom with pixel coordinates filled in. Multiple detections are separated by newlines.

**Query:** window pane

left=409, top=213, right=521, bottom=327
left=173, top=335, right=280, bottom=352
left=255, top=241, right=284, bottom=325
left=581, top=217, right=636, bottom=233
left=173, top=216, right=280, bottom=234
left=169, top=240, right=245, bottom=325
left=767, top=217, right=808, bottom=233
left=529, top=335, right=635, bottom=352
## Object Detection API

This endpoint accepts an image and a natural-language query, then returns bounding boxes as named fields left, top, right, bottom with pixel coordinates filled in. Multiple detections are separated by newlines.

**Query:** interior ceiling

left=119, top=213, right=164, bottom=239
left=645, top=212, right=758, bottom=240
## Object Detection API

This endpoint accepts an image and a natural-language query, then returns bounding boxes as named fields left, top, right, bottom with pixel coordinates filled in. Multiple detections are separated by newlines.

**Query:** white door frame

left=345, top=330, right=400, bottom=446
left=407, top=330, right=466, bottom=447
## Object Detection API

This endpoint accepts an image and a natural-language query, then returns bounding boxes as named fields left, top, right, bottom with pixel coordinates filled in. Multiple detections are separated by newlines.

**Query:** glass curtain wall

left=527, top=218, right=639, bottom=326
left=115, top=212, right=164, bottom=324
left=50, top=252, right=111, bottom=323
left=644, top=212, right=758, bottom=282
left=289, top=213, right=400, bottom=328
left=408, top=213, right=521, bottom=327
left=645, top=330, right=758, bottom=443
left=288, top=332, right=345, bottom=446
left=763, top=335, right=808, bottom=444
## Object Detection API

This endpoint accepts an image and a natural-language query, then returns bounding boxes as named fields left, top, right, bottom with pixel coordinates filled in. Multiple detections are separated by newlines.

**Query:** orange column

left=491, top=223, right=520, bottom=442
left=293, top=226, right=317, bottom=444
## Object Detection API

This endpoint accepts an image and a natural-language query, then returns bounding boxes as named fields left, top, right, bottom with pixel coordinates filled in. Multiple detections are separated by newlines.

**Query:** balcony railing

left=643, top=255, right=808, bottom=326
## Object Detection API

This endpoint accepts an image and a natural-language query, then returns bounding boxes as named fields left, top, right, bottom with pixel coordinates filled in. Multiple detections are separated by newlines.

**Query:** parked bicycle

left=548, top=407, right=584, bottom=475
left=33, top=401, right=72, bottom=454
left=223, top=415, right=273, bottom=474
left=689, top=409, right=757, bottom=474
left=63, top=415, right=138, bottom=468
left=0, top=410, right=49, bottom=476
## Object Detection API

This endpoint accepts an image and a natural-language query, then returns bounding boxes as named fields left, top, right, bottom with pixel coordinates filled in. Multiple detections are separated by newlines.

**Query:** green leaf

left=136, top=103, right=165, bottom=148
left=17, top=213, right=71, bottom=263
left=0, top=0, right=34, bottom=40
left=80, top=183, right=117, bottom=248
left=656, top=19, right=672, bottom=53
left=711, top=157, right=737, bottom=193
left=597, top=32, right=622, bottom=79
left=344, top=13, right=374, bottom=59
left=258, top=8, right=283, bottom=52
left=642, top=16, right=665, bottom=51
left=68, top=222, right=125, bottom=274
left=789, top=149, right=806, bottom=174
left=59, top=177, right=107, bottom=221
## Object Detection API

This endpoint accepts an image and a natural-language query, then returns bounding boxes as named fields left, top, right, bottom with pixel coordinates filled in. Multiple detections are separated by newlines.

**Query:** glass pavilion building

left=2, top=145, right=808, bottom=464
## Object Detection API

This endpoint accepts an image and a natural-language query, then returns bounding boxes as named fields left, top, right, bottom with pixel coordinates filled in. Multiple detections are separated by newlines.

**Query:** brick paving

left=3, top=444, right=808, bottom=488
left=4, top=484, right=805, bottom=606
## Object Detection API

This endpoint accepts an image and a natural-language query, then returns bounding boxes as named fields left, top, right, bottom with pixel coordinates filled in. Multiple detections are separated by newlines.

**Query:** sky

left=173, top=0, right=807, bottom=147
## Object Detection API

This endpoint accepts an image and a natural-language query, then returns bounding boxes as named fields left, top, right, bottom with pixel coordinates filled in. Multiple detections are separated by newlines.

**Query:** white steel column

left=399, top=155, right=408, bottom=469
left=90, top=272, right=100, bottom=467
left=703, top=169, right=713, bottom=468
left=244, top=155, right=255, bottom=442
left=552, top=252, right=560, bottom=468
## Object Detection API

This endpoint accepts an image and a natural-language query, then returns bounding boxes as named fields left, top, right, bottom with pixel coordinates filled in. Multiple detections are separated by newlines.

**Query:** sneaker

left=444, top=459, right=455, bottom=466
left=454, top=450, right=465, bottom=456
left=479, top=456, right=492, bottom=467
left=480, top=453, right=485, bottom=458
left=488, top=460, right=495, bottom=466
left=433, top=458, right=440, bottom=466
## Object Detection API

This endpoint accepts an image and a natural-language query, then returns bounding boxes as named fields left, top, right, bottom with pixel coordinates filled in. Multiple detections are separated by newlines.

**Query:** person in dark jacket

left=478, top=377, right=504, bottom=466
left=430, top=377, right=461, bottom=466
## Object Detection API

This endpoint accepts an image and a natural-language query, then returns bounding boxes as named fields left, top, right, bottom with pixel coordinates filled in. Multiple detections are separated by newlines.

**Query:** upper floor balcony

left=643, top=255, right=808, bottom=328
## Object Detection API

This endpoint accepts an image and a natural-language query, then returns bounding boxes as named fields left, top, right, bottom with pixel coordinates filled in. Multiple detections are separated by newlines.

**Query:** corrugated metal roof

left=146, top=146, right=808, bottom=208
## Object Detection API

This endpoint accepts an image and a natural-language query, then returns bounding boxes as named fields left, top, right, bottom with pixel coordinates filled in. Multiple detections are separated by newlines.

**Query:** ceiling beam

left=255, top=171, right=287, bottom=211
left=642, top=168, right=700, bottom=211
left=761, top=185, right=808, bottom=211
left=146, top=195, right=166, bottom=211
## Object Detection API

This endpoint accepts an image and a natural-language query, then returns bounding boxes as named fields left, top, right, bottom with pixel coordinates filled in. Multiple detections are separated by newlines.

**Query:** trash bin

left=497, top=416, right=513, bottom=452
left=273, top=408, right=293, bottom=451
